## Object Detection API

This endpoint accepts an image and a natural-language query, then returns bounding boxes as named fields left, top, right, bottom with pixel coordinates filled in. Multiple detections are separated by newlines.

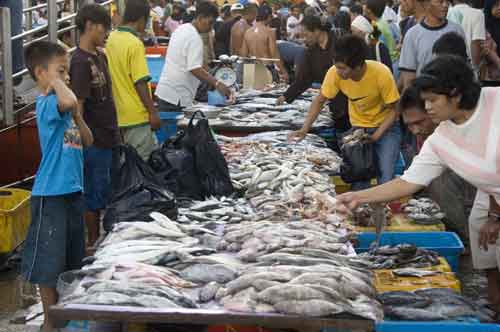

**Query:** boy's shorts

left=84, top=146, right=113, bottom=212
left=21, top=192, right=85, bottom=288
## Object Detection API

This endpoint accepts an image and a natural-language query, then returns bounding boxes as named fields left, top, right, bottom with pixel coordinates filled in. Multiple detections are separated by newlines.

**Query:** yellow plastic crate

left=354, top=214, right=446, bottom=232
left=331, top=176, right=377, bottom=194
left=375, top=257, right=452, bottom=273
left=0, top=188, right=31, bottom=254
left=374, top=270, right=461, bottom=294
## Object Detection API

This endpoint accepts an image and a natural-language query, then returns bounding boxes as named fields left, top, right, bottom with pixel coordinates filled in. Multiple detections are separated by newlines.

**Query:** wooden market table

left=50, top=304, right=374, bottom=332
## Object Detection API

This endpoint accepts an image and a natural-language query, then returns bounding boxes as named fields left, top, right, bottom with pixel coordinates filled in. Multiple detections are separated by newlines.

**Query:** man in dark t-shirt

left=70, top=4, right=120, bottom=250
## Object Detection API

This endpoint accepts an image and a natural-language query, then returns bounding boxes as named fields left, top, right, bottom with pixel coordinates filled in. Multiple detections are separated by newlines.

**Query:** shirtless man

left=230, top=3, right=257, bottom=55
left=240, top=5, right=288, bottom=82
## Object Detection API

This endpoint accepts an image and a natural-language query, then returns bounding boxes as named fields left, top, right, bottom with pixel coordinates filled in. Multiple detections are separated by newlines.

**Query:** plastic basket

left=373, top=270, right=461, bottom=293
left=146, top=56, right=165, bottom=84
left=0, top=188, right=31, bottom=254
left=355, top=232, right=464, bottom=272
left=375, top=321, right=500, bottom=332
left=155, top=112, right=182, bottom=144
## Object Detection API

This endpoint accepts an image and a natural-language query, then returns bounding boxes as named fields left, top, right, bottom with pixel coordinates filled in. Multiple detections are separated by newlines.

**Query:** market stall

left=40, top=130, right=500, bottom=332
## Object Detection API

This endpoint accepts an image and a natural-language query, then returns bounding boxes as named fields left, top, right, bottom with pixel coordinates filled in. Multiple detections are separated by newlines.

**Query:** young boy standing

left=21, top=41, right=93, bottom=332
left=70, top=4, right=120, bottom=249
left=106, top=0, right=160, bottom=161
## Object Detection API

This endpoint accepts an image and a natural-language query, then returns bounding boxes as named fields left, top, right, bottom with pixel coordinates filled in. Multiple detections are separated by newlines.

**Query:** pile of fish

left=218, top=220, right=355, bottom=263
left=177, top=196, right=257, bottom=225
left=357, top=244, right=441, bottom=270
left=58, top=262, right=199, bottom=309
left=218, top=132, right=342, bottom=222
left=379, top=288, right=494, bottom=322
left=58, top=211, right=387, bottom=321
left=214, top=264, right=383, bottom=320
left=403, top=198, right=446, bottom=225
left=188, top=88, right=332, bottom=130
left=341, top=128, right=371, bottom=149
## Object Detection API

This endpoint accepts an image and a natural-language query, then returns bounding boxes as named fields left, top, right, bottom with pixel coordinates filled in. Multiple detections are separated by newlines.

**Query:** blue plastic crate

left=155, top=112, right=182, bottom=144
left=146, top=56, right=165, bottom=84
left=355, top=232, right=464, bottom=272
left=375, top=321, right=500, bottom=332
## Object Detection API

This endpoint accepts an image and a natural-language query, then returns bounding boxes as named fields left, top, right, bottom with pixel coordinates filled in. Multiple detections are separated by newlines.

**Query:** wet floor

left=457, top=254, right=489, bottom=300
left=0, top=270, right=38, bottom=314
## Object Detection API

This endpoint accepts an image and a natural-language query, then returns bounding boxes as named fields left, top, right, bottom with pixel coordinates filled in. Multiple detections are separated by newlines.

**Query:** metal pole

left=0, top=7, right=14, bottom=126
left=48, top=0, right=58, bottom=42
left=70, top=0, right=77, bottom=47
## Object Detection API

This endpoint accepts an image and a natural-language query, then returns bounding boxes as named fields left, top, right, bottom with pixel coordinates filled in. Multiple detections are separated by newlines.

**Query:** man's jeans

left=0, top=0, right=24, bottom=77
left=351, top=122, right=402, bottom=190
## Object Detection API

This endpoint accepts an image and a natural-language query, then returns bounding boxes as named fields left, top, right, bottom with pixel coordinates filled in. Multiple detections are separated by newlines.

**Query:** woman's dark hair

left=432, top=32, right=468, bottom=60
left=333, top=10, right=351, bottom=33
left=350, top=3, right=363, bottom=15
left=413, top=55, right=481, bottom=110
left=365, top=0, right=386, bottom=18
left=195, top=1, right=219, bottom=19
left=302, top=14, right=332, bottom=32
left=76, top=4, right=111, bottom=33
left=333, top=34, right=368, bottom=68
left=399, top=85, right=425, bottom=113
left=123, top=0, right=150, bottom=24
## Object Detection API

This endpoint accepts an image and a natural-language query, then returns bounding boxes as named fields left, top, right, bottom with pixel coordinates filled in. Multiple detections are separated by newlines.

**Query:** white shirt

left=401, top=88, right=500, bottom=205
left=382, top=6, right=398, bottom=23
left=287, top=15, right=302, bottom=41
left=447, top=4, right=486, bottom=59
left=155, top=23, right=203, bottom=107
left=152, top=6, right=164, bottom=19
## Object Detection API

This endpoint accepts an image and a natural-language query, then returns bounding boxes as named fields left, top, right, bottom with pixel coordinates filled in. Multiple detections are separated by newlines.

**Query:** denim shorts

left=21, top=192, right=85, bottom=288
left=84, top=146, right=113, bottom=211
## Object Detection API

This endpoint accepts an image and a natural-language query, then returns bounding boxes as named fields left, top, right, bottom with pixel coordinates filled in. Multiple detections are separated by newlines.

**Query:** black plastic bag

left=340, top=139, right=378, bottom=183
left=149, top=136, right=204, bottom=200
left=181, top=111, right=234, bottom=197
left=104, top=145, right=177, bottom=231
left=109, top=144, right=158, bottom=197
left=103, top=182, right=178, bottom=231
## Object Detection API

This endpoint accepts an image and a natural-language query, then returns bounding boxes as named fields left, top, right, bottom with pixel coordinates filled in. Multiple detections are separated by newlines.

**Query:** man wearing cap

left=215, top=3, right=245, bottom=57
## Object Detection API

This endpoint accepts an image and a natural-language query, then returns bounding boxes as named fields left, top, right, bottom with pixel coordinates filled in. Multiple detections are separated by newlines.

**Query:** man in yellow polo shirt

left=106, top=0, right=160, bottom=160
left=289, top=34, right=401, bottom=190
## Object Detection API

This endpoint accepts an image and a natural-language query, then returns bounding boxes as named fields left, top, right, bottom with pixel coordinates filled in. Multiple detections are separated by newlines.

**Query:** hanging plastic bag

left=104, top=145, right=177, bottom=231
left=181, top=111, right=234, bottom=197
left=340, top=129, right=378, bottom=183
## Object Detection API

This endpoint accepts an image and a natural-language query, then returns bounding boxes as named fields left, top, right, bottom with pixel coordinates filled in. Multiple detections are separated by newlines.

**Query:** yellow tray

left=374, top=257, right=452, bottom=273
left=354, top=214, right=446, bottom=232
left=374, top=270, right=461, bottom=294
left=0, top=188, right=31, bottom=254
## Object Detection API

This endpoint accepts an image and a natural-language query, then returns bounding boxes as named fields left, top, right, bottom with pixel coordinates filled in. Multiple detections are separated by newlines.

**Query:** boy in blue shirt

left=21, top=41, right=93, bottom=332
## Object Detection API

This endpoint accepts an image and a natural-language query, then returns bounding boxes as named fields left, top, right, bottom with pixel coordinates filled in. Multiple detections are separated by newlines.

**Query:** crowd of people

left=2, top=0, right=499, bottom=330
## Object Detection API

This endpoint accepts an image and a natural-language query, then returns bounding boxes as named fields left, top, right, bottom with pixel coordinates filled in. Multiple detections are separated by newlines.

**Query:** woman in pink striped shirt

left=337, top=54, right=500, bottom=315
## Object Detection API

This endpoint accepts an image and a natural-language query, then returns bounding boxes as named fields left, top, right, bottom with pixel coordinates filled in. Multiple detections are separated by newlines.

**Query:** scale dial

left=215, top=67, right=237, bottom=87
